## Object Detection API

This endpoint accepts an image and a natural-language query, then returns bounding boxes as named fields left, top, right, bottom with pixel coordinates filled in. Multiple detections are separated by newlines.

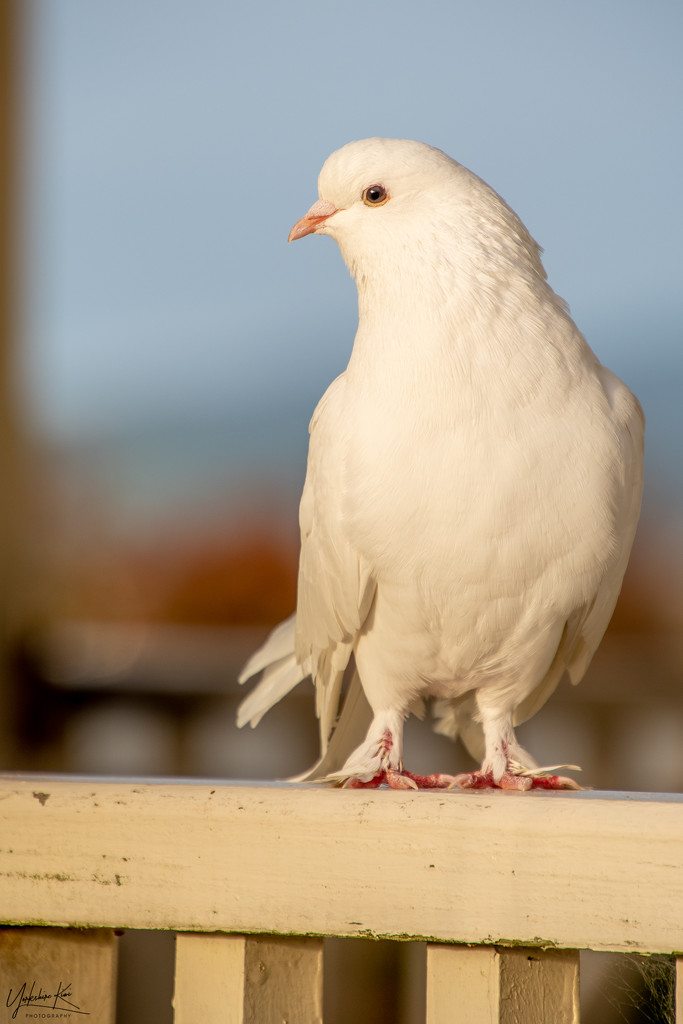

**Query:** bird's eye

left=362, top=184, right=389, bottom=207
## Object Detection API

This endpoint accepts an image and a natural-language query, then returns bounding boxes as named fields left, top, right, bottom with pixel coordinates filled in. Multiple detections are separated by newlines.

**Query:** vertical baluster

left=0, top=927, right=117, bottom=1023
left=426, top=944, right=580, bottom=1024
left=174, top=933, right=323, bottom=1024
left=426, top=944, right=499, bottom=1023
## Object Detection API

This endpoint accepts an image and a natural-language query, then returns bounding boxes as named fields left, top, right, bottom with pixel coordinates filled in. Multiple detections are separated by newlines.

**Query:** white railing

left=1, top=776, right=682, bottom=1022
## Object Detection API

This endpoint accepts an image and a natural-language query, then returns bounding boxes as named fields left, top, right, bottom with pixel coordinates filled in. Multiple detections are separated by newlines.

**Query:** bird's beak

left=288, top=198, right=338, bottom=242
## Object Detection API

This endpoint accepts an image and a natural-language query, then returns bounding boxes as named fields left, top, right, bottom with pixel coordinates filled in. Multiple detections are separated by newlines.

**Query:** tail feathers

left=238, top=613, right=297, bottom=684
left=236, top=653, right=306, bottom=729
left=237, top=613, right=306, bottom=728
left=292, top=670, right=373, bottom=782
left=432, top=693, right=485, bottom=762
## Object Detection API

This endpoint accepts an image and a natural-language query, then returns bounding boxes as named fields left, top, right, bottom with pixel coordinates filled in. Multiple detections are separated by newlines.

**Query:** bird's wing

left=236, top=375, right=375, bottom=767
left=295, top=374, right=376, bottom=757
left=435, top=368, right=645, bottom=759
left=561, top=369, right=645, bottom=688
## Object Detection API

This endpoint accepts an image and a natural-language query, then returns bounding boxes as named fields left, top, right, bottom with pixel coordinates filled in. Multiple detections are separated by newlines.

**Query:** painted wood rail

left=0, top=776, right=682, bottom=1022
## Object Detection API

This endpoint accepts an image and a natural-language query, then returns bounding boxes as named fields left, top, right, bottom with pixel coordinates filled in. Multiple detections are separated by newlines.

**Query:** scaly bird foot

left=450, top=763, right=583, bottom=792
left=343, top=768, right=460, bottom=790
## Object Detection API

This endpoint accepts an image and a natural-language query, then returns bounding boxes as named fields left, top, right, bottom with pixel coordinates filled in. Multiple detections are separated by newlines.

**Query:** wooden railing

left=1, top=777, right=682, bottom=1022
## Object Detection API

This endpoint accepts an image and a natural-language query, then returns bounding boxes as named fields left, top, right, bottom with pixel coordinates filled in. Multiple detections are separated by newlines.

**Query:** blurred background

left=1, top=2, right=681, bottom=1022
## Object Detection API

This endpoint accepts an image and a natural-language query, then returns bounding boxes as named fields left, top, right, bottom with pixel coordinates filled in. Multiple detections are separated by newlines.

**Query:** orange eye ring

left=362, top=184, right=390, bottom=207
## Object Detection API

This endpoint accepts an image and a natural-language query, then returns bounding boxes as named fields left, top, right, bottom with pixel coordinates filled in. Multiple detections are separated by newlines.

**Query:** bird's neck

left=346, top=263, right=577, bottom=417
left=348, top=263, right=505, bottom=372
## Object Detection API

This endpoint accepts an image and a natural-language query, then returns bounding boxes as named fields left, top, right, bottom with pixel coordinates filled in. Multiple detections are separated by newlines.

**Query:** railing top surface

left=2, top=773, right=683, bottom=954
left=2, top=771, right=683, bottom=802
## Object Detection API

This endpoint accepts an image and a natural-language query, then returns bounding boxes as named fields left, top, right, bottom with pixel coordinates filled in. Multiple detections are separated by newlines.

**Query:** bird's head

left=289, top=139, right=460, bottom=271
left=288, top=138, right=545, bottom=299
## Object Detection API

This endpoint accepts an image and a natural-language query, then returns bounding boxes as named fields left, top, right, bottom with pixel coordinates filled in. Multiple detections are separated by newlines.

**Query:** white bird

left=237, top=138, right=644, bottom=791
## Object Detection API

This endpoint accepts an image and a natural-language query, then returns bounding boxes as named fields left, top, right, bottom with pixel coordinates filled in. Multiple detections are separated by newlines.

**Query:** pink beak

left=288, top=198, right=338, bottom=242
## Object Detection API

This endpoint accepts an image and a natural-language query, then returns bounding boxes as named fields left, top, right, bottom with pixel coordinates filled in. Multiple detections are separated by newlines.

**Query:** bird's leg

left=450, top=708, right=582, bottom=791
left=331, top=706, right=580, bottom=791
left=345, top=725, right=406, bottom=788
left=334, top=710, right=458, bottom=790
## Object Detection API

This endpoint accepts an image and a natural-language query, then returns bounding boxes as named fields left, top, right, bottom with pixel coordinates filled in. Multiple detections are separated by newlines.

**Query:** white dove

left=237, top=138, right=644, bottom=791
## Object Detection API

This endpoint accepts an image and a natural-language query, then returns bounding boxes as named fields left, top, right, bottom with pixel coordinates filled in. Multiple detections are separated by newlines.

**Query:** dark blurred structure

left=0, top=0, right=40, bottom=770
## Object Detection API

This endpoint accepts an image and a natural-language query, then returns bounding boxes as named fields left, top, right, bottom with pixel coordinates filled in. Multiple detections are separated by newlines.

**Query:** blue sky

left=18, top=1, right=683, bottom=518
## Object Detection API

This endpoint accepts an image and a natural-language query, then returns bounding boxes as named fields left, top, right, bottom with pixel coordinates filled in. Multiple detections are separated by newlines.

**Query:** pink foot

left=393, top=769, right=460, bottom=790
left=344, top=768, right=459, bottom=790
left=450, top=769, right=581, bottom=792
left=526, top=773, right=582, bottom=791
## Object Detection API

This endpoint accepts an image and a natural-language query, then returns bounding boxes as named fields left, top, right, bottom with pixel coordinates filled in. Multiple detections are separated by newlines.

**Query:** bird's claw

left=339, top=759, right=582, bottom=791
left=449, top=766, right=583, bottom=791
left=343, top=768, right=459, bottom=790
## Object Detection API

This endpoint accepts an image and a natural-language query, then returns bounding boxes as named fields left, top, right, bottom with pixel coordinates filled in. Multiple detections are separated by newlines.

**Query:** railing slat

left=173, top=934, right=246, bottom=1023
left=426, top=944, right=579, bottom=1024
left=0, top=927, right=117, bottom=1023
left=173, top=933, right=323, bottom=1024
left=426, top=945, right=498, bottom=1024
